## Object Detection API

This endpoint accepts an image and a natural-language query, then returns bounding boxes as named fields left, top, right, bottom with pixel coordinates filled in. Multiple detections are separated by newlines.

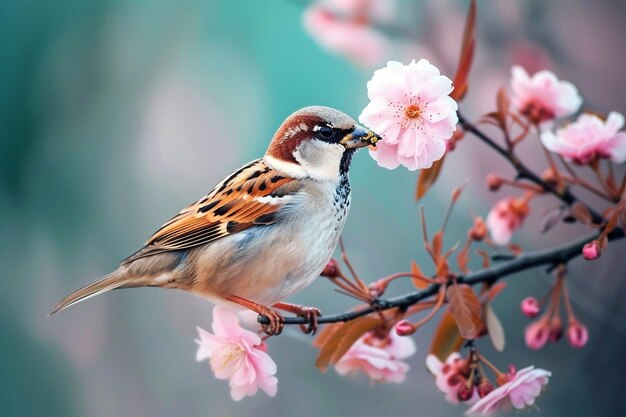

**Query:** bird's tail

left=49, top=270, right=133, bottom=316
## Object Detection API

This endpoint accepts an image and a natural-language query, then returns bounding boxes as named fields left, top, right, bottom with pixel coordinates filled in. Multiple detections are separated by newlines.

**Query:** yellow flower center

left=404, top=104, right=422, bottom=119
left=210, top=345, right=244, bottom=373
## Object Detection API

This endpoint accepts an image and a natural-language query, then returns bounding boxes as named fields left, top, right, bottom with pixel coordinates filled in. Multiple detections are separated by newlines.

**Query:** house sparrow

left=50, top=106, right=380, bottom=335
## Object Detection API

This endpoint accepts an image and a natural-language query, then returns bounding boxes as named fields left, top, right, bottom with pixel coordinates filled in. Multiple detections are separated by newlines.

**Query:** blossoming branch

left=195, top=0, right=626, bottom=413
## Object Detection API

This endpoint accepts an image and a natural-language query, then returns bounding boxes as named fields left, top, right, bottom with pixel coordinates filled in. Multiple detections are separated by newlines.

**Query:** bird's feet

left=273, top=302, right=322, bottom=335
left=227, top=295, right=285, bottom=336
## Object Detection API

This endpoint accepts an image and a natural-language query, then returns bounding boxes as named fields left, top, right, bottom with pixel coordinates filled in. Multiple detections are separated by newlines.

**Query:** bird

left=50, top=106, right=380, bottom=335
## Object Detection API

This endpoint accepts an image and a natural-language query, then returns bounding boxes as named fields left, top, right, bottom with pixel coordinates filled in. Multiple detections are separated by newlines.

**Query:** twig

left=458, top=112, right=608, bottom=225
left=259, top=228, right=624, bottom=325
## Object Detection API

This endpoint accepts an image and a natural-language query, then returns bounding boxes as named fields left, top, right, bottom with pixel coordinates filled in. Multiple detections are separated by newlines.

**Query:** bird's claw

left=259, top=309, right=285, bottom=336
left=295, top=306, right=322, bottom=335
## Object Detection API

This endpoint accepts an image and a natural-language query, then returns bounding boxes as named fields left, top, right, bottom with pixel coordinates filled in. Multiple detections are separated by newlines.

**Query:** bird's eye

left=318, top=126, right=334, bottom=139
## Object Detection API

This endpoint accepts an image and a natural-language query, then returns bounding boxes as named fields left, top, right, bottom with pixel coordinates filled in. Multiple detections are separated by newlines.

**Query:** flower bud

left=582, top=241, right=600, bottom=260
left=457, top=384, right=475, bottom=402
left=477, top=380, right=494, bottom=398
left=567, top=320, right=589, bottom=348
left=445, top=140, right=456, bottom=152
left=395, top=320, right=416, bottom=336
left=549, top=316, right=563, bottom=342
left=542, top=168, right=558, bottom=186
left=524, top=319, right=549, bottom=350
left=469, top=217, right=488, bottom=241
left=320, top=259, right=339, bottom=278
left=486, top=174, right=503, bottom=191
left=520, top=297, right=540, bottom=318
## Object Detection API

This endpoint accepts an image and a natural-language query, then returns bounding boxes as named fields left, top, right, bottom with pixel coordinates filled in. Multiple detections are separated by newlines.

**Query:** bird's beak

left=339, top=125, right=381, bottom=149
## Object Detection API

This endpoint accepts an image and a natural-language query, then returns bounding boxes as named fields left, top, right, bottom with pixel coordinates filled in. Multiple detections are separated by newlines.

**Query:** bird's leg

left=227, top=295, right=285, bottom=336
left=272, top=302, right=322, bottom=335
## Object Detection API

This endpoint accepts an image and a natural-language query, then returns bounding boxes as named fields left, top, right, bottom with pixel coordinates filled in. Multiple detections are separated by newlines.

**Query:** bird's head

left=264, top=106, right=380, bottom=181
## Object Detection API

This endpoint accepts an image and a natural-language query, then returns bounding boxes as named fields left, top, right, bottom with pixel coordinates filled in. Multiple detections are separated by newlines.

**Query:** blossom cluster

left=191, top=2, right=625, bottom=415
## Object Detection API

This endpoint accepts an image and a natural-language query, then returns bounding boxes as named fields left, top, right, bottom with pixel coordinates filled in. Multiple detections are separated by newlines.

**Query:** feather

left=121, top=159, right=301, bottom=264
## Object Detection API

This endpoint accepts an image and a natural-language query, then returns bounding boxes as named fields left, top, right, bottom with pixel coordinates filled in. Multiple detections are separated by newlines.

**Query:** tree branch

left=259, top=228, right=624, bottom=326
left=457, top=112, right=608, bottom=225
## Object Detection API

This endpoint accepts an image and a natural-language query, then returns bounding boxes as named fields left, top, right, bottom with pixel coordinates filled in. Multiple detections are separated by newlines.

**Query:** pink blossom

left=425, top=353, right=479, bottom=404
left=510, top=66, right=582, bottom=124
left=520, top=297, right=540, bottom=318
left=335, top=324, right=416, bottom=383
left=582, top=241, right=601, bottom=260
left=303, top=5, right=390, bottom=67
left=524, top=318, right=550, bottom=350
left=567, top=320, right=589, bottom=348
left=541, top=112, right=626, bottom=164
left=466, top=366, right=551, bottom=415
left=486, top=197, right=528, bottom=245
left=359, top=59, right=459, bottom=170
left=196, top=306, right=278, bottom=400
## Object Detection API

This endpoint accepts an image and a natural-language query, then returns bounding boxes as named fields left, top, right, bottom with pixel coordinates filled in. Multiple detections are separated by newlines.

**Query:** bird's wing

left=121, top=159, right=301, bottom=264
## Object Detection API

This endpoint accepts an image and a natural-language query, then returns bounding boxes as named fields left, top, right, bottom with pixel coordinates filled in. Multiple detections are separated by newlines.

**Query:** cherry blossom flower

left=425, top=353, right=480, bottom=404
left=196, top=306, right=278, bottom=400
left=303, top=2, right=391, bottom=67
left=359, top=59, right=459, bottom=170
left=486, top=197, right=529, bottom=245
left=335, top=324, right=416, bottom=383
left=541, top=112, right=626, bottom=164
left=466, top=366, right=551, bottom=415
left=510, top=66, right=582, bottom=125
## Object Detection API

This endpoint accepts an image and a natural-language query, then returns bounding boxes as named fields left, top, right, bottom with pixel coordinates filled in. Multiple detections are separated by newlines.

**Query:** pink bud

left=582, top=241, right=600, bottom=260
left=457, top=385, right=475, bottom=402
left=395, top=320, right=416, bottom=336
left=524, top=319, right=549, bottom=350
left=477, top=380, right=494, bottom=398
left=520, top=297, right=541, bottom=318
left=469, top=217, right=488, bottom=241
left=567, top=320, right=589, bottom=348
left=320, top=259, right=339, bottom=278
left=486, top=174, right=503, bottom=191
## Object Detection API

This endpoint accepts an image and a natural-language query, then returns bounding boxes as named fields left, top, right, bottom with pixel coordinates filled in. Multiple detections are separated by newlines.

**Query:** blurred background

left=2, top=0, right=625, bottom=416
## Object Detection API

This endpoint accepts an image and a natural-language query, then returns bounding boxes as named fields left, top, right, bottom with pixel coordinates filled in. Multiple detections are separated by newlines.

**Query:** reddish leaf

left=450, top=0, right=476, bottom=102
left=496, top=87, right=509, bottom=120
left=456, top=246, right=470, bottom=274
left=446, top=283, right=484, bottom=339
left=484, top=302, right=506, bottom=352
left=312, top=322, right=342, bottom=349
left=429, top=311, right=465, bottom=361
left=315, top=316, right=381, bottom=372
left=411, top=260, right=429, bottom=289
left=416, top=157, right=445, bottom=201
left=485, top=282, right=507, bottom=301
left=476, top=249, right=490, bottom=268
left=432, top=231, right=444, bottom=259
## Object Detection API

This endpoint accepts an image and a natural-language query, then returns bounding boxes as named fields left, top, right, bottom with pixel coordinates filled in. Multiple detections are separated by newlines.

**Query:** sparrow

left=50, top=106, right=380, bottom=335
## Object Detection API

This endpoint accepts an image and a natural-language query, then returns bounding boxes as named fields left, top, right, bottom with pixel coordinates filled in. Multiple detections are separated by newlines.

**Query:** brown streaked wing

left=121, top=159, right=300, bottom=264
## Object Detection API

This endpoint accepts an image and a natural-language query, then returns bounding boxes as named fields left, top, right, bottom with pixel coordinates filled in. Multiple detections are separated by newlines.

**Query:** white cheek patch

left=263, top=155, right=308, bottom=179
left=293, top=140, right=344, bottom=182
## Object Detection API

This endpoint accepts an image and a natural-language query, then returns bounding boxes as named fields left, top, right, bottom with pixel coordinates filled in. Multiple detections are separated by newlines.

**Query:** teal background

left=2, top=1, right=625, bottom=416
